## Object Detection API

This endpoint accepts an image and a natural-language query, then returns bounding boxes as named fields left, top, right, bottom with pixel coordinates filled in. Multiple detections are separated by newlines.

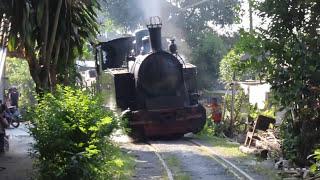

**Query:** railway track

left=146, top=138, right=255, bottom=180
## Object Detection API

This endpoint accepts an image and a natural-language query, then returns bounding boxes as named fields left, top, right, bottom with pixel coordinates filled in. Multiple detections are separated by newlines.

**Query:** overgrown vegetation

left=219, top=0, right=320, bottom=166
left=309, top=149, right=320, bottom=178
left=223, top=86, right=250, bottom=135
left=198, top=118, right=225, bottom=137
left=28, top=86, right=132, bottom=179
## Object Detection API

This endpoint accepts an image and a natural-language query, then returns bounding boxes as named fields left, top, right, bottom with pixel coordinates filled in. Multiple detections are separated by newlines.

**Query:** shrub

left=28, top=86, right=125, bottom=179
left=223, top=85, right=249, bottom=136
left=309, top=149, right=320, bottom=178
left=198, top=117, right=226, bottom=138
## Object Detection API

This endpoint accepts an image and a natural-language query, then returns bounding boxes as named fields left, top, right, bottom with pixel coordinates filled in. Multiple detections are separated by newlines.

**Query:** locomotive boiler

left=95, top=17, right=206, bottom=138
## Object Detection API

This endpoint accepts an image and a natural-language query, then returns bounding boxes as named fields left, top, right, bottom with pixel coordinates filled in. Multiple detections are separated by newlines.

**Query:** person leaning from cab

left=0, top=103, right=9, bottom=154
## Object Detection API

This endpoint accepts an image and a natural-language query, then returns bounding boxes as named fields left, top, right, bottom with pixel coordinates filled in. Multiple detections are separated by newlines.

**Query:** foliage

left=309, top=149, right=320, bottom=177
left=223, top=85, right=249, bottom=136
left=5, top=57, right=35, bottom=110
left=219, top=31, right=271, bottom=82
left=255, top=0, right=320, bottom=165
left=102, top=0, right=240, bottom=44
left=198, top=117, right=226, bottom=137
left=191, top=33, right=227, bottom=89
left=1, top=0, right=100, bottom=93
left=28, top=86, right=130, bottom=179
left=101, top=0, right=144, bottom=32
left=221, top=1, right=320, bottom=165
left=280, top=112, right=299, bottom=162
left=249, top=103, right=276, bottom=120
left=219, top=49, right=241, bottom=82
left=170, top=0, right=241, bottom=46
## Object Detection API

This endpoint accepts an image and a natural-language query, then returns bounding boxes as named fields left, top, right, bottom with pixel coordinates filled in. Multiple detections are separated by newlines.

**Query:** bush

left=28, top=86, right=126, bottom=179
left=309, top=149, right=320, bottom=178
left=223, top=85, right=249, bottom=136
left=198, top=117, right=226, bottom=137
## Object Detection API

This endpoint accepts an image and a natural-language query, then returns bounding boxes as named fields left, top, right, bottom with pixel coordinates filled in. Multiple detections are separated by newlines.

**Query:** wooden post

left=230, top=71, right=236, bottom=136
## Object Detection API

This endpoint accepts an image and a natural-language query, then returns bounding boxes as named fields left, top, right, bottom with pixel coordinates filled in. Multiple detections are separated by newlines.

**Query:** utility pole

left=249, top=0, right=253, bottom=33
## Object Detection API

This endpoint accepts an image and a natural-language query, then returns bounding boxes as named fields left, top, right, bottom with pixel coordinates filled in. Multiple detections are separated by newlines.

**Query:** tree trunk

left=50, top=36, right=62, bottom=89
left=45, top=0, right=63, bottom=91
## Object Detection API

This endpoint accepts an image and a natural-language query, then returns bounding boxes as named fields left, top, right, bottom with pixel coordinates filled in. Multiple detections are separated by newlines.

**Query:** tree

left=259, top=0, right=320, bottom=165
left=191, top=32, right=227, bottom=89
left=102, top=0, right=144, bottom=32
left=170, top=0, right=241, bottom=46
left=1, top=0, right=100, bottom=93
left=246, top=0, right=320, bottom=165
left=219, top=31, right=270, bottom=82
left=102, top=0, right=240, bottom=41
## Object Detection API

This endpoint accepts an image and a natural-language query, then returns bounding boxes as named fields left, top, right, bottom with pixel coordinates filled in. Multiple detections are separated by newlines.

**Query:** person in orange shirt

left=210, top=98, right=222, bottom=124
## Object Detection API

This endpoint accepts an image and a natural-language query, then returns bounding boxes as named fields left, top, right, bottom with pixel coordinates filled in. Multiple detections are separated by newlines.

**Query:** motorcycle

left=5, top=106, right=21, bottom=128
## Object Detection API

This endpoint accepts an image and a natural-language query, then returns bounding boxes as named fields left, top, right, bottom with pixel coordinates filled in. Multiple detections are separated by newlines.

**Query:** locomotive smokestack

left=147, top=16, right=162, bottom=52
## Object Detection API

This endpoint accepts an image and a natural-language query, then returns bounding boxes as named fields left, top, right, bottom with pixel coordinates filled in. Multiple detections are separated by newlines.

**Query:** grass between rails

left=165, top=155, right=191, bottom=180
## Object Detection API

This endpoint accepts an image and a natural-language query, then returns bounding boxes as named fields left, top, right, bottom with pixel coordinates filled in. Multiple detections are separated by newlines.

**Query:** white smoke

left=137, top=0, right=162, bottom=19
left=136, top=0, right=191, bottom=59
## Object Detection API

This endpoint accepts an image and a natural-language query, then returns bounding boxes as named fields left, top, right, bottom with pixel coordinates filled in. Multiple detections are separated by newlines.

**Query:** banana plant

left=0, top=0, right=100, bottom=93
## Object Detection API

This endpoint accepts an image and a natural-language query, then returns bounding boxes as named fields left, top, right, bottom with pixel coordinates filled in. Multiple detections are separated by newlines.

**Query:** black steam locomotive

left=95, top=17, right=206, bottom=138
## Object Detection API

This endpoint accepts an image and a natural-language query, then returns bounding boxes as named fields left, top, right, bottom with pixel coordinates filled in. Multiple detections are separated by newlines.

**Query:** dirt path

left=0, top=123, right=34, bottom=180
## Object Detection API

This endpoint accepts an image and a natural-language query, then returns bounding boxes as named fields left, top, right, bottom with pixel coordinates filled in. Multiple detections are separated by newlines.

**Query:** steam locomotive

left=95, top=17, right=206, bottom=138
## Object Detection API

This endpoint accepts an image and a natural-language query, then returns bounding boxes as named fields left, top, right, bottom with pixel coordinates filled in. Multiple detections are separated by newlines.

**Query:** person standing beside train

left=210, top=98, right=222, bottom=124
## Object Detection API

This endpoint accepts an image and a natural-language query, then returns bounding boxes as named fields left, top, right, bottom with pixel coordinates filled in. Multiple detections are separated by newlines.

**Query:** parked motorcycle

left=5, top=106, right=21, bottom=128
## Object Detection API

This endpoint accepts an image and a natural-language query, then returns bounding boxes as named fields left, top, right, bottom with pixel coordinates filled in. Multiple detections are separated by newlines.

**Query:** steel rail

left=146, top=143, right=174, bottom=180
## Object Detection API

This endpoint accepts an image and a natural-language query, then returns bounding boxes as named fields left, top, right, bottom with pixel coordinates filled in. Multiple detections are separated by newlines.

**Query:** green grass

left=254, top=164, right=281, bottom=180
left=114, top=150, right=136, bottom=180
left=165, top=155, right=191, bottom=180
left=197, top=132, right=248, bottom=159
